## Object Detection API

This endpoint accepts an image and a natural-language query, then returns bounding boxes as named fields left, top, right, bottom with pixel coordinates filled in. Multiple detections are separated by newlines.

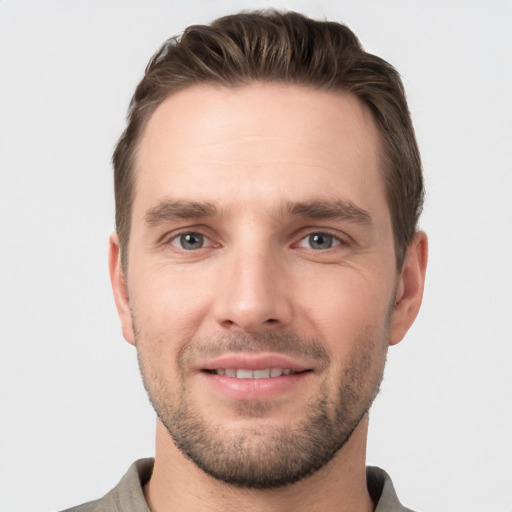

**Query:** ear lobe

left=108, top=233, right=136, bottom=345
left=389, top=231, right=428, bottom=346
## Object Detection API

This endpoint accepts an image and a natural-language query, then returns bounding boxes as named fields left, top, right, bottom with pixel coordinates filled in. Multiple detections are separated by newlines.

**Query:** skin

left=109, top=83, right=428, bottom=512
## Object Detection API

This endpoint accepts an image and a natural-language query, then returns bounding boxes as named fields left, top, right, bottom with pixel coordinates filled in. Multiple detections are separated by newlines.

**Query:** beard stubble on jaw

left=135, top=328, right=388, bottom=489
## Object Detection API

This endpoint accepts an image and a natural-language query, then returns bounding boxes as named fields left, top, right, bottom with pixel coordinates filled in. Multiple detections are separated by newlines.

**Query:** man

left=66, top=10, right=427, bottom=512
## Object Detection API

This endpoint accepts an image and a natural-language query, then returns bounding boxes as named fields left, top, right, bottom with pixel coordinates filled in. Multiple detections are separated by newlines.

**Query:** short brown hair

left=113, top=10, right=424, bottom=270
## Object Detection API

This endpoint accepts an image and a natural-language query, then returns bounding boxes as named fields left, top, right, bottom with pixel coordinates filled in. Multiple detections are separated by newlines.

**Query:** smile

left=200, top=363, right=313, bottom=400
left=208, top=368, right=296, bottom=378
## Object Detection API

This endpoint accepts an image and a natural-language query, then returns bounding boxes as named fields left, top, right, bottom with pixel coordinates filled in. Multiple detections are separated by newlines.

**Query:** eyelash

left=165, top=230, right=217, bottom=251
left=163, top=228, right=350, bottom=252
left=295, top=229, right=350, bottom=250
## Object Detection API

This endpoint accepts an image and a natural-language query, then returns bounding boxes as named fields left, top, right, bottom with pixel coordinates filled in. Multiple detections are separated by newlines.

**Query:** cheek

left=295, top=264, right=394, bottom=341
left=128, top=265, right=215, bottom=350
left=292, top=264, right=393, bottom=395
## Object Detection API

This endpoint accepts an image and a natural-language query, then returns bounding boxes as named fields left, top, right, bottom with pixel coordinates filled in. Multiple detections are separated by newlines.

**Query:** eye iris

left=309, top=233, right=333, bottom=250
left=180, top=233, right=203, bottom=250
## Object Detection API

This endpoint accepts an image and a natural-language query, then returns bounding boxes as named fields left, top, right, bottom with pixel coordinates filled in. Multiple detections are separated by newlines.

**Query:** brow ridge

left=144, top=198, right=371, bottom=227
left=145, top=199, right=217, bottom=226
left=284, top=199, right=372, bottom=225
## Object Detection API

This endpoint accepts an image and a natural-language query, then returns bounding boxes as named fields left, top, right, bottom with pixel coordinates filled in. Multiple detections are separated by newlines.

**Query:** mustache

left=178, top=331, right=330, bottom=367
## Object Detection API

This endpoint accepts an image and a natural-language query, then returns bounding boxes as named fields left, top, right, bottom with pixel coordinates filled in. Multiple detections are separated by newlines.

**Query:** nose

left=212, top=245, right=293, bottom=333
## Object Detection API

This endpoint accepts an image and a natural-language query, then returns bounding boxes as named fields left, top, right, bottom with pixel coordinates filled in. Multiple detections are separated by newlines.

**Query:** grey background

left=1, top=1, right=511, bottom=511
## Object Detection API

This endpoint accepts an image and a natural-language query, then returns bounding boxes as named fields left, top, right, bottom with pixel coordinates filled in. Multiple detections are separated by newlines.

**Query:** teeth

left=214, top=368, right=295, bottom=379
left=253, top=369, right=270, bottom=379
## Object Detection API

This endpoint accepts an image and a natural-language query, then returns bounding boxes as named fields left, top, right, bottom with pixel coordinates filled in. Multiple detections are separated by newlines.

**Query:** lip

left=200, top=370, right=312, bottom=401
left=196, top=352, right=314, bottom=401
left=197, top=353, right=311, bottom=373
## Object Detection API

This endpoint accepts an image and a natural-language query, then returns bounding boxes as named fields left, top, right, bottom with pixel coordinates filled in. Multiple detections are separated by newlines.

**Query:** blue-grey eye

left=309, top=233, right=333, bottom=249
left=298, top=232, right=340, bottom=250
left=172, top=233, right=204, bottom=250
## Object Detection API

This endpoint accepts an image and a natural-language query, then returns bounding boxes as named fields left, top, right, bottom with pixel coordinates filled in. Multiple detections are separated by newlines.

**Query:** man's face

left=111, top=84, right=421, bottom=487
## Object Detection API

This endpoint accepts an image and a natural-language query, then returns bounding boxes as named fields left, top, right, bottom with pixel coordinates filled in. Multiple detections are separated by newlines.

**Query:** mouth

left=197, top=354, right=315, bottom=401
left=198, top=352, right=313, bottom=376
left=204, top=368, right=304, bottom=379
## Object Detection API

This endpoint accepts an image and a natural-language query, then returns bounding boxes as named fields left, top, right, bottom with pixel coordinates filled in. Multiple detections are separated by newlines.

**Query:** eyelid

left=294, top=228, right=352, bottom=249
left=161, top=226, right=220, bottom=249
left=158, top=226, right=352, bottom=251
left=171, top=233, right=207, bottom=250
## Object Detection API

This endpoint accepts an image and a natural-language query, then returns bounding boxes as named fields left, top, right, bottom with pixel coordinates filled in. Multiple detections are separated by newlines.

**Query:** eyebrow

left=144, top=198, right=372, bottom=227
left=144, top=200, right=217, bottom=226
left=284, top=199, right=372, bottom=225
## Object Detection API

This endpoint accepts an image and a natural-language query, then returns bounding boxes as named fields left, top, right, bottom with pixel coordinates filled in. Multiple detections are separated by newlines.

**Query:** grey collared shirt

left=61, top=458, right=415, bottom=512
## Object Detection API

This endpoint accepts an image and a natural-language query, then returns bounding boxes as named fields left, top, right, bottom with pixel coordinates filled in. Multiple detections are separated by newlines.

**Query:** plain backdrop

left=1, top=1, right=511, bottom=511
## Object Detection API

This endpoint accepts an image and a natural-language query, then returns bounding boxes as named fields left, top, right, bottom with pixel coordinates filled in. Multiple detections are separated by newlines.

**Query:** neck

left=144, top=417, right=374, bottom=512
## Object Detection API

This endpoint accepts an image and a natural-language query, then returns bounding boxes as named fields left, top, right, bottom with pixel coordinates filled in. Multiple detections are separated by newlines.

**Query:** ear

left=389, top=231, right=428, bottom=346
left=108, top=233, right=136, bottom=345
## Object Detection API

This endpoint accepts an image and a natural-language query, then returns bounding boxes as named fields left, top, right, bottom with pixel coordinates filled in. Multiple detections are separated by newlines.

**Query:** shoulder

left=58, top=459, right=154, bottom=512
left=60, top=500, right=103, bottom=512
left=367, top=466, right=417, bottom=512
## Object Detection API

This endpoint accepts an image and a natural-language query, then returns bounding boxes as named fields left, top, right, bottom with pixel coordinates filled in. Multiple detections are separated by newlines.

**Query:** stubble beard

left=135, top=326, right=389, bottom=489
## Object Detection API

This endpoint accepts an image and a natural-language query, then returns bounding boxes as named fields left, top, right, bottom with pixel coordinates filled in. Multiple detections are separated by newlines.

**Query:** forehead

left=134, top=83, right=386, bottom=217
